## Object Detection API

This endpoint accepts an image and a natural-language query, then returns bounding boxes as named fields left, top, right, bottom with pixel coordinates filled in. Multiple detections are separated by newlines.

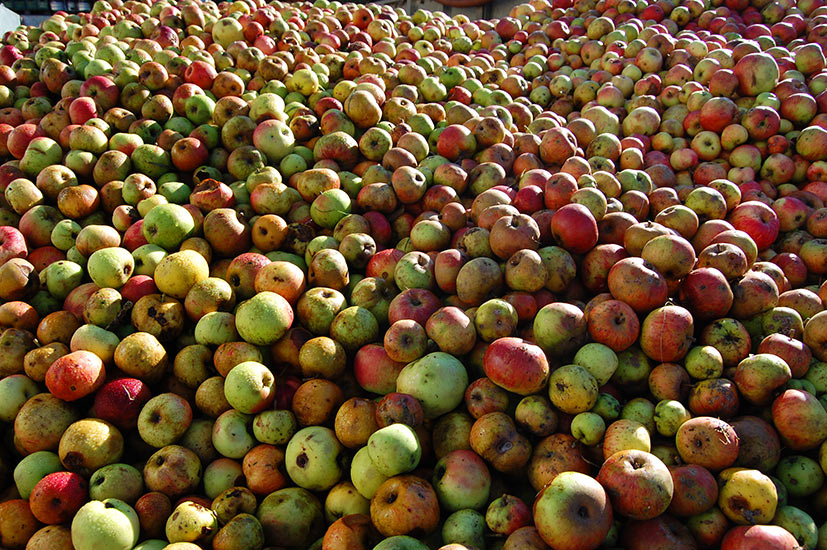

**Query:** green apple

left=212, top=17, right=244, bottom=48
left=88, top=463, right=144, bottom=503
left=329, top=306, right=378, bottom=353
left=141, top=203, right=195, bottom=251
left=20, top=137, right=63, bottom=176
left=50, top=219, right=83, bottom=251
left=87, top=247, right=134, bottom=289
left=252, top=119, right=295, bottom=164
left=285, top=426, right=344, bottom=491
left=253, top=410, right=297, bottom=446
left=165, top=116, right=195, bottom=135
left=71, top=499, right=140, bottom=550
left=571, top=412, right=607, bottom=446
left=212, top=410, right=255, bottom=459
left=194, top=312, right=238, bottom=346
left=310, top=189, right=351, bottom=229
left=70, top=324, right=119, bottom=364
left=249, top=93, right=286, bottom=123
left=166, top=501, right=219, bottom=544
left=84, top=59, right=113, bottom=79
left=137, top=393, right=193, bottom=448
left=350, top=446, right=388, bottom=499
left=212, top=514, right=265, bottom=550
left=373, top=536, right=429, bottom=550
left=235, top=291, right=293, bottom=346
left=573, top=343, right=619, bottom=386
left=0, top=374, right=39, bottom=423
left=13, top=451, right=62, bottom=499
left=158, top=181, right=192, bottom=204
left=367, top=423, right=421, bottom=477
left=40, top=260, right=84, bottom=299
left=131, top=244, right=167, bottom=277
left=396, top=352, right=469, bottom=419
left=132, top=144, right=171, bottom=179
left=442, top=509, right=485, bottom=549
left=256, top=488, right=324, bottom=548
left=224, top=361, right=276, bottom=414
left=653, top=400, right=691, bottom=437
left=185, top=95, right=216, bottom=126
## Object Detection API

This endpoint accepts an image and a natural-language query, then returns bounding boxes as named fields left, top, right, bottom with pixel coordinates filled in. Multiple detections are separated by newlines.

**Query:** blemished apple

left=223, top=361, right=276, bottom=414
left=533, top=471, right=613, bottom=550
left=137, top=393, right=193, bottom=448
left=235, top=291, right=294, bottom=346
left=285, top=426, right=344, bottom=491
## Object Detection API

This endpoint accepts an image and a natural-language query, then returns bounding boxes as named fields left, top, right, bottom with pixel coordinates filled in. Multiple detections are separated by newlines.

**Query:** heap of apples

left=0, top=0, right=826, bottom=548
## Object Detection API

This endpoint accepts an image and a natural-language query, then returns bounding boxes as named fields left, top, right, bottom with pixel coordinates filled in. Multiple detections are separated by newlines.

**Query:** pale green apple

left=285, top=427, right=344, bottom=492
left=71, top=499, right=140, bottom=550
left=87, top=247, right=134, bottom=289
left=367, top=423, right=421, bottom=477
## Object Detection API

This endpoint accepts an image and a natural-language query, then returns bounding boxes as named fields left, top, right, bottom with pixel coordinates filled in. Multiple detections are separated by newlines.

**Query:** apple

left=256, top=488, right=324, bottom=548
left=533, top=471, right=613, bottom=550
left=30, top=471, right=88, bottom=525
left=71, top=499, right=139, bottom=550
left=224, top=361, right=276, bottom=414
left=720, top=525, right=800, bottom=550
left=0, top=225, right=27, bottom=266
left=370, top=475, right=439, bottom=538
left=137, top=392, right=192, bottom=448
left=396, top=352, right=468, bottom=419
left=596, top=449, right=674, bottom=520
left=483, top=337, right=549, bottom=395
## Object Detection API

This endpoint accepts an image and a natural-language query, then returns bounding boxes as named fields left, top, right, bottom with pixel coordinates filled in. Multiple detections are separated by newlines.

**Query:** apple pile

left=1, top=0, right=827, bottom=549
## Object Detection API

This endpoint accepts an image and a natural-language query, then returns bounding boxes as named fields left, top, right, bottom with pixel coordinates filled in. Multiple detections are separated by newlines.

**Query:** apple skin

left=396, top=352, right=469, bottom=420
left=727, top=201, right=780, bottom=252
left=607, top=257, right=669, bottom=314
left=142, top=445, right=202, bottom=498
left=483, top=337, right=549, bottom=395
left=596, top=449, right=674, bottom=521
left=533, top=302, right=587, bottom=359
left=45, top=350, right=105, bottom=402
left=771, top=389, right=827, bottom=450
left=533, top=471, right=613, bottom=550
left=224, top=361, right=276, bottom=415
left=720, top=525, right=800, bottom=550
left=426, top=306, right=476, bottom=357
left=29, top=471, right=88, bottom=525
left=235, top=291, right=294, bottom=346
left=253, top=119, right=295, bottom=165
left=0, top=226, right=27, bottom=267
left=142, top=204, right=195, bottom=251
left=668, top=464, right=718, bottom=517
left=71, top=498, right=140, bottom=550
left=256, top=487, right=324, bottom=548
left=679, top=268, right=734, bottom=321
left=551, top=203, right=599, bottom=255
left=353, top=344, right=406, bottom=395
left=367, top=423, right=421, bottom=478
left=639, top=305, right=694, bottom=363
left=432, top=449, right=491, bottom=513
left=437, top=124, right=477, bottom=161
left=675, top=417, right=739, bottom=471
left=370, top=475, right=440, bottom=538
left=733, top=353, right=792, bottom=406
left=137, top=392, right=193, bottom=449
left=283, top=426, right=344, bottom=492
